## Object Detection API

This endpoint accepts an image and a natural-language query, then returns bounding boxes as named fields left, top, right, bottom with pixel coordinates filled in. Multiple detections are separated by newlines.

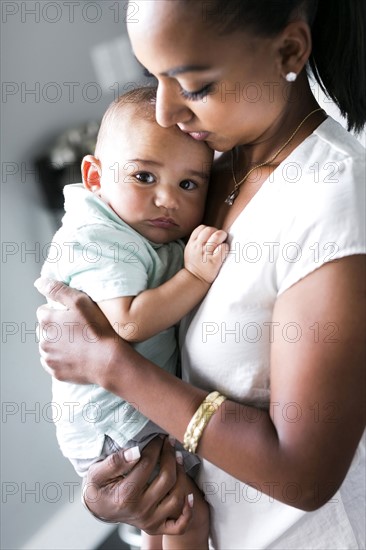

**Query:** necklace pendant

left=225, top=189, right=239, bottom=206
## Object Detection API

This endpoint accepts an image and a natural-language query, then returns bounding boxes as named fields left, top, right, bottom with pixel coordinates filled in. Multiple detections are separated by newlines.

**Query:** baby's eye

left=134, top=172, right=155, bottom=184
left=180, top=180, right=197, bottom=191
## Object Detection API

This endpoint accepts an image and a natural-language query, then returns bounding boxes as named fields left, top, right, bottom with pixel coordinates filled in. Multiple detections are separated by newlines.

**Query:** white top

left=42, top=184, right=184, bottom=458
left=180, top=118, right=366, bottom=549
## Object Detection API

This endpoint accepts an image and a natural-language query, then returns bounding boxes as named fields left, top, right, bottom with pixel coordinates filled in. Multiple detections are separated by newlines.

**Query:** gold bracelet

left=183, top=391, right=227, bottom=453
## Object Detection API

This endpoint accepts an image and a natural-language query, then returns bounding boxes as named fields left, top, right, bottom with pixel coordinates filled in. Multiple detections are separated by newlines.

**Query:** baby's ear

left=82, top=155, right=102, bottom=192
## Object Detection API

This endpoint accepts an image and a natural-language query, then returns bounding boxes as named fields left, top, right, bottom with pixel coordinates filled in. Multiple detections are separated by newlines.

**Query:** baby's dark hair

left=186, top=0, right=366, bottom=133
left=95, top=86, right=157, bottom=157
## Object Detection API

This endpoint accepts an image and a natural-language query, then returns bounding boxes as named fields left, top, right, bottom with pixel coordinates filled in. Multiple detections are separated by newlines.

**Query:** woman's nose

left=155, top=82, right=193, bottom=128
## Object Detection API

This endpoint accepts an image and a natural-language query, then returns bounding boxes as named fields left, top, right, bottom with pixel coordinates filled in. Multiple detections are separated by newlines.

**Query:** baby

left=41, top=87, right=227, bottom=549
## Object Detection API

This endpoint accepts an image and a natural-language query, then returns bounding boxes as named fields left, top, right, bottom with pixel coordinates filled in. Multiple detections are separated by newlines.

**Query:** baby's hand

left=184, top=225, right=228, bottom=284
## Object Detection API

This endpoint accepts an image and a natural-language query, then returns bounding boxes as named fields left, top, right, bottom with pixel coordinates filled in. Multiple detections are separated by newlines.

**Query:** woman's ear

left=82, top=155, right=102, bottom=193
left=278, top=20, right=312, bottom=79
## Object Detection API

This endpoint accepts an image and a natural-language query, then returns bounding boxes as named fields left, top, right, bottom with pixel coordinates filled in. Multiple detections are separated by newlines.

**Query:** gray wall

left=1, top=2, right=143, bottom=548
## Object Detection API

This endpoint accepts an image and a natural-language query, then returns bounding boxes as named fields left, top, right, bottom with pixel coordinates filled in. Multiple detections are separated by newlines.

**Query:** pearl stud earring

left=285, top=72, right=297, bottom=82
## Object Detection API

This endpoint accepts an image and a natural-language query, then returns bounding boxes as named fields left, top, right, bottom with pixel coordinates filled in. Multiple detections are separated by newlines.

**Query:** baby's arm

left=98, top=225, right=228, bottom=342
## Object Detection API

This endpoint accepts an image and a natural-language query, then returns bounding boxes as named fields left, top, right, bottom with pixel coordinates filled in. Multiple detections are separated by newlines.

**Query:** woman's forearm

left=36, top=256, right=366, bottom=513
left=105, top=338, right=207, bottom=436
left=103, top=253, right=366, bottom=513
left=101, top=342, right=322, bottom=511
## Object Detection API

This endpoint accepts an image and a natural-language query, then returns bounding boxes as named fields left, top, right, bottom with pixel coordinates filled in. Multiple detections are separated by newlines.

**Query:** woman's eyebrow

left=160, top=65, right=210, bottom=77
left=134, top=55, right=211, bottom=78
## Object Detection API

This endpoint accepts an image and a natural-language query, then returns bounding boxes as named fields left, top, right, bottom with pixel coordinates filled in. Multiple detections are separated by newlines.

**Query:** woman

left=36, top=1, right=366, bottom=548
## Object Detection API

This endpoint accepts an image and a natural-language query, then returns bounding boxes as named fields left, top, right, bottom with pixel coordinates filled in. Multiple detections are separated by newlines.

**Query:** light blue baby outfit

left=41, top=183, right=197, bottom=475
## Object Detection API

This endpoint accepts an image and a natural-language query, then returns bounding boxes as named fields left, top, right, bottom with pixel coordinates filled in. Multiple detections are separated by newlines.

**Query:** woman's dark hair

left=189, top=0, right=366, bottom=133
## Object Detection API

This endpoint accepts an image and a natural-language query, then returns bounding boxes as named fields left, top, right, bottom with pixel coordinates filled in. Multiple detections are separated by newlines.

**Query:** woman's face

left=128, top=1, right=288, bottom=152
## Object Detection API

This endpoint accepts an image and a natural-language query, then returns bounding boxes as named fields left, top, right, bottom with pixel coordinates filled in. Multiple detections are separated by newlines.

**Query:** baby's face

left=97, top=112, right=213, bottom=243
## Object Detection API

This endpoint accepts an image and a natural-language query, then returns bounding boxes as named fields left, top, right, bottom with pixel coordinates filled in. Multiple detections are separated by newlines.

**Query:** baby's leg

left=163, top=474, right=209, bottom=550
left=141, top=531, right=163, bottom=549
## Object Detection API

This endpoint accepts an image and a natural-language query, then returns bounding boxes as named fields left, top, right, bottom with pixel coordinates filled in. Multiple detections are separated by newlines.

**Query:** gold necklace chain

left=225, top=107, right=324, bottom=206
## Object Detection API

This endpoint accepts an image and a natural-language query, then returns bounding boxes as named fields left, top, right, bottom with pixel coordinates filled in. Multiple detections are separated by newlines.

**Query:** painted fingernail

left=124, top=446, right=140, bottom=462
left=175, top=450, right=183, bottom=465
left=188, top=493, right=194, bottom=508
left=168, top=436, right=176, bottom=447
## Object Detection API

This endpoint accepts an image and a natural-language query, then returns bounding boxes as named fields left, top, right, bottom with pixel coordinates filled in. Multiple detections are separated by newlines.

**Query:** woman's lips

left=148, top=218, right=178, bottom=228
left=187, top=131, right=210, bottom=141
left=178, top=126, right=210, bottom=141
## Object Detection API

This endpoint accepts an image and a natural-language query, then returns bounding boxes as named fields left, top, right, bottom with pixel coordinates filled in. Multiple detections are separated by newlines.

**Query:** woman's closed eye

left=142, top=64, right=213, bottom=102
left=134, top=172, right=156, bottom=184
left=179, top=83, right=214, bottom=101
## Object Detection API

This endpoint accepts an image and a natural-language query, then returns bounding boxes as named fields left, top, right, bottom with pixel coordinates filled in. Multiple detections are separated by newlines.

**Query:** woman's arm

left=36, top=254, right=366, bottom=511
left=98, top=225, right=227, bottom=342
left=201, top=254, right=366, bottom=510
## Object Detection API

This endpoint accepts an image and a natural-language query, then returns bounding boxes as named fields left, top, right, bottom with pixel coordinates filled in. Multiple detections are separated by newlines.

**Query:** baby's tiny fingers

left=213, top=242, right=230, bottom=257
left=163, top=495, right=193, bottom=535
left=188, top=224, right=207, bottom=241
left=206, top=229, right=227, bottom=245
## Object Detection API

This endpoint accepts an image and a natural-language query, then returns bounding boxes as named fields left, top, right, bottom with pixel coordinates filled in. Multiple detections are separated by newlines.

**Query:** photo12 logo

left=2, top=2, right=140, bottom=24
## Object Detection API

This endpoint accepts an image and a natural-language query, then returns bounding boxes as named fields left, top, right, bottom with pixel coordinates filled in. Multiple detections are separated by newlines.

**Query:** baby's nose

left=154, top=187, right=179, bottom=210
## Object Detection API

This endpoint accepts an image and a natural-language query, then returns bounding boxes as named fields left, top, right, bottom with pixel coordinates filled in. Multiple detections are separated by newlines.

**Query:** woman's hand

left=35, top=278, right=122, bottom=386
left=83, top=436, right=193, bottom=535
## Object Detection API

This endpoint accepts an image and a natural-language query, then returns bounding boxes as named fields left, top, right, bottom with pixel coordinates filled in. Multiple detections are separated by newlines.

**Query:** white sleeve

left=276, top=156, right=366, bottom=295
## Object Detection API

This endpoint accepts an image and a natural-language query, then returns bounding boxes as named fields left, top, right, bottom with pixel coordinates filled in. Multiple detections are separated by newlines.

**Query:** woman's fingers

left=87, top=447, right=141, bottom=486
left=34, top=277, right=79, bottom=307
left=35, top=277, right=114, bottom=341
left=35, top=276, right=120, bottom=384
left=83, top=437, right=194, bottom=534
left=114, top=438, right=165, bottom=488
left=83, top=437, right=164, bottom=524
left=144, top=451, right=193, bottom=535
left=88, top=436, right=163, bottom=487
left=147, top=437, right=177, bottom=497
left=128, top=437, right=179, bottom=530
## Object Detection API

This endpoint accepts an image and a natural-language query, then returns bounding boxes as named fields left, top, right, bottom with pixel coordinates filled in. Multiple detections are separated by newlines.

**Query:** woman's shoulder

left=278, top=117, right=365, bottom=204
left=306, top=116, right=365, bottom=163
